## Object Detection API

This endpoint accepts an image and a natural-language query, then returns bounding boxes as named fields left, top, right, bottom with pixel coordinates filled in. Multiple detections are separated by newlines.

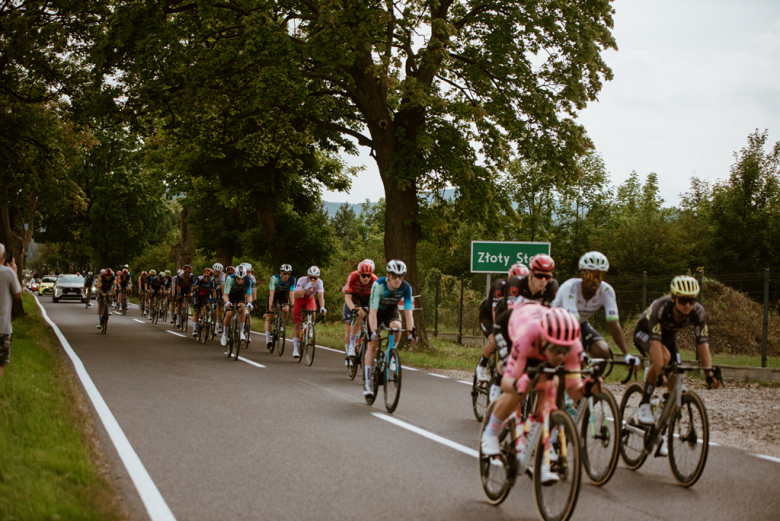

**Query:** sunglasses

left=677, top=297, right=696, bottom=306
left=582, top=270, right=605, bottom=282
left=359, top=273, right=371, bottom=279
left=308, top=276, right=319, bottom=281
left=533, top=272, right=553, bottom=281
left=546, top=343, right=571, bottom=356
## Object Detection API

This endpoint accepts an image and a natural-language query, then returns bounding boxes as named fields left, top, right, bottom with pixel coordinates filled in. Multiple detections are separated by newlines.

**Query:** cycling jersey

left=138, top=275, right=150, bottom=289
left=344, top=271, right=378, bottom=297
left=149, top=276, right=163, bottom=290
left=225, top=274, right=252, bottom=302
left=494, top=276, right=558, bottom=319
left=295, top=277, right=324, bottom=299
left=84, top=276, right=94, bottom=288
left=97, top=274, right=115, bottom=293
left=635, top=296, right=708, bottom=345
left=176, top=273, right=194, bottom=292
left=369, top=277, right=413, bottom=311
left=503, top=303, right=583, bottom=391
left=488, top=278, right=508, bottom=307
left=117, top=273, right=131, bottom=289
left=194, top=276, right=216, bottom=296
left=551, top=278, right=619, bottom=323
left=163, top=276, right=172, bottom=290
left=270, top=274, right=296, bottom=293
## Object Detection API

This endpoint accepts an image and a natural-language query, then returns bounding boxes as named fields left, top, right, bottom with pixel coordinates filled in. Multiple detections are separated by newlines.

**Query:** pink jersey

left=504, top=302, right=583, bottom=388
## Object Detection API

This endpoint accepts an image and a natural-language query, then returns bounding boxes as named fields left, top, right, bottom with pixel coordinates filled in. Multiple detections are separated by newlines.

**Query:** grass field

left=0, top=292, right=125, bottom=521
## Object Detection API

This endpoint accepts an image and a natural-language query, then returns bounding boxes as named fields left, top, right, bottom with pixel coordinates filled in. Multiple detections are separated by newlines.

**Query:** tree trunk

left=171, top=206, right=196, bottom=268
left=215, top=245, right=235, bottom=271
left=251, top=200, right=286, bottom=263
left=0, top=184, right=34, bottom=318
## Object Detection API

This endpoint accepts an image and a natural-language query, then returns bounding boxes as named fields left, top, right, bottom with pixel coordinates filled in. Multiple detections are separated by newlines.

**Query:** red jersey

left=344, top=271, right=377, bottom=297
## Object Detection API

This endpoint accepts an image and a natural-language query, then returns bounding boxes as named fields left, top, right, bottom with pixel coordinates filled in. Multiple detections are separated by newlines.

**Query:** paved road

left=41, top=298, right=780, bottom=521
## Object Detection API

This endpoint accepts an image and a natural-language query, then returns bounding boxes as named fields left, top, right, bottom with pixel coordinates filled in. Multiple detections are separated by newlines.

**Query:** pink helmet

left=508, top=263, right=529, bottom=278
left=529, top=254, right=555, bottom=273
left=541, top=308, right=580, bottom=346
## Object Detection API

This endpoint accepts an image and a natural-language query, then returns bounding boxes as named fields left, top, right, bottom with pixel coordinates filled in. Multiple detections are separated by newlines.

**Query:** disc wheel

left=580, top=389, right=620, bottom=486
left=478, top=400, right=517, bottom=506
left=305, top=325, right=316, bottom=366
left=619, top=382, right=649, bottom=470
left=383, top=348, right=402, bottom=413
left=668, top=391, right=709, bottom=487
left=533, top=410, right=582, bottom=521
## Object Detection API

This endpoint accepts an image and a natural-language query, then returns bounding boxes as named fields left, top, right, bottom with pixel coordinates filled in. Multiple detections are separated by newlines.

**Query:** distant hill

left=323, top=188, right=459, bottom=217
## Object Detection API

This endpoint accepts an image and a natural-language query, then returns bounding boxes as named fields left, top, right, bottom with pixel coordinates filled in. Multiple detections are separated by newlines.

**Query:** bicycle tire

left=198, top=310, right=207, bottom=343
left=520, top=390, right=537, bottom=422
left=152, top=300, right=159, bottom=324
left=231, top=319, right=241, bottom=360
left=243, top=319, right=251, bottom=349
left=181, top=305, right=189, bottom=333
left=348, top=334, right=363, bottom=380
left=601, top=349, right=615, bottom=378
left=276, top=315, right=286, bottom=356
left=101, top=303, right=108, bottom=334
left=580, top=389, right=620, bottom=486
left=619, top=382, right=649, bottom=470
left=668, top=391, right=709, bottom=487
left=533, top=410, right=581, bottom=521
left=305, top=324, right=316, bottom=366
left=471, top=363, right=491, bottom=422
left=383, top=348, right=402, bottom=412
left=478, top=400, right=517, bottom=505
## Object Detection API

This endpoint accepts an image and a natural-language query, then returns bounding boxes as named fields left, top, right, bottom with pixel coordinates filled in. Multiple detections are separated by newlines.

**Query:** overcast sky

left=323, top=0, right=780, bottom=206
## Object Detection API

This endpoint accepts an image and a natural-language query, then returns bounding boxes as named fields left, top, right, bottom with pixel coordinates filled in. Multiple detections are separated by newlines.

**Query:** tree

left=332, top=203, right=359, bottom=245
left=96, top=0, right=617, bottom=343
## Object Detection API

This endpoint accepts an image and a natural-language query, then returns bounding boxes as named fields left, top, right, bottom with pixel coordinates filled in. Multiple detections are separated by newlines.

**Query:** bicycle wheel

left=520, top=390, right=537, bottom=422
left=101, top=304, right=108, bottom=334
left=619, top=382, right=649, bottom=470
left=276, top=316, right=286, bottom=356
left=533, top=410, right=581, bottom=521
left=668, top=391, right=709, bottom=487
left=471, top=363, right=492, bottom=422
left=305, top=324, right=316, bottom=366
left=198, top=312, right=207, bottom=343
left=348, top=334, right=363, bottom=380
left=152, top=300, right=159, bottom=324
left=181, top=305, right=189, bottom=333
left=580, top=389, right=620, bottom=486
left=383, top=348, right=402, bottom=412
left=478, top=399, right=517, bottom=505
left=231, top=320, right=241, bottom=360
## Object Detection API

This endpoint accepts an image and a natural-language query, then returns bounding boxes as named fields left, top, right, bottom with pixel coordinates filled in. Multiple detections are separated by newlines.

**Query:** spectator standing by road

left=0, top=243, right=23, bottom=384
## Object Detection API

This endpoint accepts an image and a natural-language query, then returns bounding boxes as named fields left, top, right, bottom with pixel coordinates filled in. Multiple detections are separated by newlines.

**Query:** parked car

left=38, top=276, right=57, bottom=296
left=53, top=274, right=86, bottom=303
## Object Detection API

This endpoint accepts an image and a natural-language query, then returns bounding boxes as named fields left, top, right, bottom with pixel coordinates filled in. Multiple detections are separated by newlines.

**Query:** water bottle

left=650, top=396, right=663, bottom=421
left=489, top=383, right=501, bottom=402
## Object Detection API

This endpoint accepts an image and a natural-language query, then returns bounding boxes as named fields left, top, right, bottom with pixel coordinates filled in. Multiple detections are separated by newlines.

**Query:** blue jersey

left=194, top=276, right=216, bottom=296
left=225, top=274, right=253, bottom=297
left=270, top=274, right=296, bottom=293
left=369, top=277, right=413, bottom=311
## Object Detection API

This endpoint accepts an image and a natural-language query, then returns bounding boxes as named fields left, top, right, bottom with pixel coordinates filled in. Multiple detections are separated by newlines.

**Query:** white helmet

left=362, top=259, right=375, bottom=271
left=579, top=251, right=609, bottom=272
left=281, top=264, right=292, bottom=273
left=100, top=269, right=105, bottom=274
left=177, top=269, right=184, bottom=276
left=307, top=266, right=321, bottom=277
left=236, top=265, right=247, bottom=278
left=386, top=259, right=407, bottom=275
left=240, top=262, right=252, bottom=271
left=212, top=262, right=223, bottom=272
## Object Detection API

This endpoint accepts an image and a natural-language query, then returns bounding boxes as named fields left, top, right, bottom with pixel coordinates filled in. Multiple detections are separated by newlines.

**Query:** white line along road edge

left=372, top=413, right=479, bottom=458
left=33, top=295, right=177, bottom=521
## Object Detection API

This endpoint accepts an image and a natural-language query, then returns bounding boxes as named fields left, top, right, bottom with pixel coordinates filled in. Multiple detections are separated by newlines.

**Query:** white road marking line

left=458, top=380, right=472, bottom=385
left=428, top=373, right=449, bottom=379
left=753, top=454, right=780, bottom=464
left=33, top=296, right=177, bottom=521
left=238, top=356, right=265, bottom=368
left=133, top=319, right=146, bottom=324
left=166, top=331, right=186, bottom=338
left=402, top=366, right=419, bottom=371
left=317, top=345, right=344, bottom=353
left=372, top=413, right=478, bottom=458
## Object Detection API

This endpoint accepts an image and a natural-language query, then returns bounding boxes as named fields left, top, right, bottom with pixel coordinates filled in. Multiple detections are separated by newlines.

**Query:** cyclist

left=170, top=269, right=182, bottom=323
left=95, top=268, right=116, bottom=328
left=221, top=264, right=253, bottom=346
left=363, top=260, right=417, bottom=397
left=243, top=263, right=256, bottom=344
left=634, top=275, right=721, bottom=431
left=212, top=263, right=225, bottom=333
left=138, top=271, right=150, bottom=314
left=551, top=251, right=639, bottom=368
left=292, top=266, right=327, bottom=359
left=116, top=269, right=132, bottom=311
left=493, top=254, right=558, bottom=318
left=481, top=305, right=601, bottom=481
left=344, top=260, right=378, bottom=360
left=191, top=268, right=216, bottom=337
left=146, top=270, right=163, bottom=319
left=476, top=262, right=528, bottom=382
left=83, top=271, right=95, bottom=306
left=265, top=264, right=296, bottom=349
left=174, top=265, right=194, bottom=328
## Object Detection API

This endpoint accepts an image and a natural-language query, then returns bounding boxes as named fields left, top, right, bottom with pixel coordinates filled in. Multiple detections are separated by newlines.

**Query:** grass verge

left=0, top=292, right=126, bottom=521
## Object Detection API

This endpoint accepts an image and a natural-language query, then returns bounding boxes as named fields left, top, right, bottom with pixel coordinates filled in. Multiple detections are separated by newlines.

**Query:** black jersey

left=494, top=276, right=558, bottom=318
left=636, top=296, right=708, bottom=345
left=488, top=278, right=508, bottom=307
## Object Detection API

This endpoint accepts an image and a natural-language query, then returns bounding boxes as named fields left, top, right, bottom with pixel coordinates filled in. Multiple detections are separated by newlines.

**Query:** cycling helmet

left=362, top=259, right=376, bottom=272
left=165, top=270, right=171, bottom=276
left=307, top=266, right=321, bottom=277
left=241, top=262, right=252, bottom=272
left=235, top=265, right=247, bottom=278
left=123, top=264, right=129, bottom=269
left=541, top=308, right=580, bottom=346
left=226, top=266, right=235, bottom=275
left=508, top=263, right=529, bottom=278
left=203, top=268, right=213, bottom=277
left=529, top=254, right=555, bottom=272
left=100, top=269, right=105, bottom=275
left=177, top=269, right=183, bottom=276
left=212, top=262, right=223, bottom=272
left=280, top=264, right=292, bottom=273
left=579, top=251, right=609, bottom=272
left=88, top=271, right=93, bottom=276
left=386, top=259, right=407, bottom=275
left=358, top=261, right=374, bottom=275
left=149, top=269, right=156, bottom=276
left=183, top=264, right=192, bottom=272
left=105, top=268, right=114, bottom=277
left=670, top=275, right=699, bottom=298
left=141, top=271, right=147, bottom=276
left=122, top=268, right=128, bottom=274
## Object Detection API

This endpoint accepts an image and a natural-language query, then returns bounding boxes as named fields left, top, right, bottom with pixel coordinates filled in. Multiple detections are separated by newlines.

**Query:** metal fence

left=420, top=270, right=778, bottom=367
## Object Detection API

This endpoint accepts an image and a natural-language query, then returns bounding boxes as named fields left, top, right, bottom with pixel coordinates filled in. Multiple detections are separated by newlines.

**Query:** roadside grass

left=0, top=292, right=126, bottom=521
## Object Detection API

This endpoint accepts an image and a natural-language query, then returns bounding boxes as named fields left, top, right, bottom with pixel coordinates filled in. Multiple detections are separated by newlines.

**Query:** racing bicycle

left=347, top=307, right=369, bottom=380
left=363, top=327, right=403, bottom=413
left=296, top=309, right=318, bottom=366
left=268, top=301, right=288, bottom=356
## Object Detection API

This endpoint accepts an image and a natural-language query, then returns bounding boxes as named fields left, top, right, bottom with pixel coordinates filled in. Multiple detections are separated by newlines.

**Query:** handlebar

left=661, top=362, right=724, bottom=388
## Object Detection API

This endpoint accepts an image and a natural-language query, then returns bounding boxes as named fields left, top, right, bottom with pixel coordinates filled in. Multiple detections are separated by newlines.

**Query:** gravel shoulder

left=431, top=368, right=780, bottom=459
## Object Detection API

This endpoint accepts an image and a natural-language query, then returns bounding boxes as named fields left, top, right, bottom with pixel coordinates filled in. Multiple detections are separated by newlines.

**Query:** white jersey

left=551, top=278, right=619, bottom=323
left=295, top=277, right=324, bottom=298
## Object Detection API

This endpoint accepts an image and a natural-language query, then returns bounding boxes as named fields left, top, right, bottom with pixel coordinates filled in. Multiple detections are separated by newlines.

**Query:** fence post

left=696, top=269, right=704, bottom=362
left=642, top=271, right=647, bottom=311
left=434, top=275, right=440, bottom=337
left=486, top=273, right=491, bottom=299
left=458, top=274, right=464, bottom=345
left=763, top=268, right=769, bottom=368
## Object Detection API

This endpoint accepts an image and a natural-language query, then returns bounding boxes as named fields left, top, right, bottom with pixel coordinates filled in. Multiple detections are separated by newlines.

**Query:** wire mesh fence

left=420, top=270, right=778, bottom=366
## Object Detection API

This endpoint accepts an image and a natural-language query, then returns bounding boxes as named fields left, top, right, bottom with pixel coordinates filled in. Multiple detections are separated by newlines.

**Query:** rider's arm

left=268, top=289, right=275, bottom=309
left=403, top=309, right=414, bottom=331
left=345, top=293, right=355, bottom=311
left=607, top=320, right=630, bottom=356
left=368, top=309, right=378, bottom=335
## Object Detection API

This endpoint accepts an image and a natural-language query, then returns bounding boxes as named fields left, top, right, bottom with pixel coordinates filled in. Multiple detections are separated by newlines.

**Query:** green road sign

left=470, top=241, right=551, bottom=273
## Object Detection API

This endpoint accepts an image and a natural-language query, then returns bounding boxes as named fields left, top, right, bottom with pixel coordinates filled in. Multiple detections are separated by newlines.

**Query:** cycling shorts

left=226, top=291, right=246, bottom=306
left=272, top=291, right=290, bottom=307
left=0, top=335, right=11, bottom=367
left=177, top=286, right=192, bottom=295
left=193, top=294, right=211, bottom=312
left=368, top=306, right=401, bottom=335
left=478, top=298, right=493, bottom=338
left=344, top=294, right=371, bottom=323
left=342, top=303, right=351, bottom=323
left=98, top=293, right=112, bottom=303
left=634, top=328, right=682, bottom=364
left=293, top=297, right=316, bottom=323
left=581, top=321, right=604, bottom=353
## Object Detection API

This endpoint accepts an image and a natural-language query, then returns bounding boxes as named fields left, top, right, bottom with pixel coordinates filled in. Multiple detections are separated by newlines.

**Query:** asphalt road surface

left=40, top=297, right=780, bottom=521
